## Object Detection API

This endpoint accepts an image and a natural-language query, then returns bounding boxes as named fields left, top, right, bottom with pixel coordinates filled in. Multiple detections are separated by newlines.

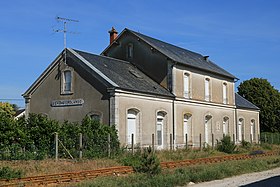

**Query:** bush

left=135, top=147, right=161, bottom=176
left=0, top=167, right=23, bottom=179
left=217, top=135, right=236, bottom=154
left=241, top=140, right=251, bottom=149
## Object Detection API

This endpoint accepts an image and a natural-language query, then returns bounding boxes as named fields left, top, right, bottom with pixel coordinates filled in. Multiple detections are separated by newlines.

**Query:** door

left=127, top=111, right=137, bottom=145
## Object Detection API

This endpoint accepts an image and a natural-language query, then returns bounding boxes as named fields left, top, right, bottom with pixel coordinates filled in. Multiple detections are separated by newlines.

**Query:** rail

left=0, top=151, right=278, bottom=186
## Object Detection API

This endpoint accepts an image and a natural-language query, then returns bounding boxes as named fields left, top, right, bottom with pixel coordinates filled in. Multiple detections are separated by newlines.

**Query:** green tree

left=0, top=102, right=15, bottom=117
left=237, top=78, right=280, bottom=132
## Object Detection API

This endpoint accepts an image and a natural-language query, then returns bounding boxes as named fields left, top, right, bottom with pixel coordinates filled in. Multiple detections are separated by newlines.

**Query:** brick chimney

left=108, top=27, right=118, bottom=45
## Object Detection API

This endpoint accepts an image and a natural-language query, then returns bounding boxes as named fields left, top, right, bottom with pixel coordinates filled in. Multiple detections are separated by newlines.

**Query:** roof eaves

left=68, top=48, right=119, bottom=87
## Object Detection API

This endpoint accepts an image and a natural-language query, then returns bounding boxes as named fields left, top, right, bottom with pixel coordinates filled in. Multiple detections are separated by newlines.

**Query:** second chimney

left=108, top=27, right=118, bottom=45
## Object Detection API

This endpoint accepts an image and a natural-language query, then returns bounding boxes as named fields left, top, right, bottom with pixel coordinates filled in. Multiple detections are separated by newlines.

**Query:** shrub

left=241, top=140, right=251, bottom=149
left=217, top=135, right=236, bottom=154
left=135, top=146, right=161, bottom=176
left=0, top=167, right=23, bottom=179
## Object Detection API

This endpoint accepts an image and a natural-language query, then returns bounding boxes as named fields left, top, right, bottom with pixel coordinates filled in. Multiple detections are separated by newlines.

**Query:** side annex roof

left=235, top=93, right=259, bottom=110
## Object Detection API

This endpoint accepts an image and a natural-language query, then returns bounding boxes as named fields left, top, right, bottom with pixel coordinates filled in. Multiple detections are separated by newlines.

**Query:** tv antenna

left=54, top=16, right=79, bottom=63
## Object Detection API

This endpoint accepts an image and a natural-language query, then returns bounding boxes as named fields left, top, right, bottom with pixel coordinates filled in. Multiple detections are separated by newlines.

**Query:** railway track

left=0, top=151, right=278, bottom=186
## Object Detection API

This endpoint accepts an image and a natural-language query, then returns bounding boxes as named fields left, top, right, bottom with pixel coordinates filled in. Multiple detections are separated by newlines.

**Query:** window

left=205, top=115, right=212, bottom=144
left=223, top=117, right=229, bottom=135
left=183, top=114, right=192, bottom=143
left=156, top=112, right=166, bottom=148
left=127, top=43, right=133, bottom=59
left=90, top=114, right=101, bottom=122
left=205, top=78, right=210, bottom=101
left=184, top=73, right=190, bottom=98
left=223, top=82, right=228, bottom=104
left=62, top=70, right=72, bottom=93
left=237, top=118, right=244, bottom=142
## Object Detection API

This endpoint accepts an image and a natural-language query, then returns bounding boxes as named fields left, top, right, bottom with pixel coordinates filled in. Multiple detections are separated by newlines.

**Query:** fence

left=260, top=132, right=280, bottom=145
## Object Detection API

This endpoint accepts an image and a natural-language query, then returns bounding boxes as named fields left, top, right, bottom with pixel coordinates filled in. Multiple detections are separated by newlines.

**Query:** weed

left=0, top=167, right=23, bottom=179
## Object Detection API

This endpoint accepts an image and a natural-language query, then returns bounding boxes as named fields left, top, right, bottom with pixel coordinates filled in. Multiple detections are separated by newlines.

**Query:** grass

left=0, top=159, right=120, bottom=177
left=75, top=156, right=280, bottom=187
left=0, top=144, right=279, bottom=179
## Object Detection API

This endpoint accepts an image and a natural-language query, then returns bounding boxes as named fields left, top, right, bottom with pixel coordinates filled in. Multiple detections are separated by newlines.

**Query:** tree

left=237, top=78, right=280, bottom=132
left=0, top=102, right=15, bottom=117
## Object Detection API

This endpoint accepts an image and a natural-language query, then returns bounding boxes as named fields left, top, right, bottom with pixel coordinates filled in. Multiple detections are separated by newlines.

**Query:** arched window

left=157, top=111, right=166, bottom=149
left=223, top=82, right=228, bottom=104
left=223, top=117, right=229, bottom=135
left=127, top=109, right=138, bottom=145
left=251, top=119, right=256, bottom=142
left=205, top=78, right=210, bottom=101
left=237, top=118, right=244, bottom=142
left=184, top=73, right=190, bottom=98
left=183, top=114, right=192, bottom=143
left=205, top=115, right=212, bottom=144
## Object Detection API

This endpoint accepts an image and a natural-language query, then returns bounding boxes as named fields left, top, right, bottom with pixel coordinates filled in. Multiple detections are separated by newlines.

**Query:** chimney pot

left=108, top=27, right=118, bottom=45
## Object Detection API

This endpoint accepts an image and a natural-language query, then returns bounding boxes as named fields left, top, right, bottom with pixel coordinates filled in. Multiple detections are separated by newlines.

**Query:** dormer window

left=61, top=69, right=73, bottom=94
left=127, top=43, right=133, bottom=59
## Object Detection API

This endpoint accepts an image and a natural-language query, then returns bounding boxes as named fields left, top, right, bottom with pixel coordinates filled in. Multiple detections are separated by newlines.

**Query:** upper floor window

left=223, top=82, right=228, bottom=104
left=62, top=70, right=73, bottom=94
left=127, top=43, right=133, bottom=59
left=183, top=72, right=190, bottom=98
left=205, top=78, right=210, bottom=101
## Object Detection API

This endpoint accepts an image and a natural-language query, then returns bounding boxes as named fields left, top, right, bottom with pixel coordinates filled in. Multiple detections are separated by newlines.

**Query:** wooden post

left=265, top=134, right=267, bottom=143
left=185, top=133, right=188, bottom=149
left=55, top=132, right=58, bottom=161
left=79, top=133, right=83, bottom=159
left=108, top=134, right=111, bottom=157
left=212, top=133, right=214, bottom=149
left=258, top=134, right=260, bottom=144
left=152, top=134, right=155, bottom=152
left=131, top=134, right=134, bottom=155
left=233, top=134, right=235, bottom=144
left=271, top=134, right=274, bottom=144
left=170, top=133, right=173, bottom=151
left=199, top=133, right=202, bottom=151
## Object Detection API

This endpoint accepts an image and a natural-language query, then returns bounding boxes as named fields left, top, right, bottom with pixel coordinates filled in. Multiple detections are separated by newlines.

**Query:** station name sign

left=51, top=99, right=84, bottom=107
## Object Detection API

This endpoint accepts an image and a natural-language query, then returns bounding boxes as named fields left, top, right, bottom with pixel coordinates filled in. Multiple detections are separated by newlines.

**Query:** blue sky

left=0, top=0, right=279, bottom=108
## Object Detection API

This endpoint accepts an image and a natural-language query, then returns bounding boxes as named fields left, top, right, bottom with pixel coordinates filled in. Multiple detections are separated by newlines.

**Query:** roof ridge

left=72, top=48, right=131, bottom=65
left=126, top=28, right=203, bottom=57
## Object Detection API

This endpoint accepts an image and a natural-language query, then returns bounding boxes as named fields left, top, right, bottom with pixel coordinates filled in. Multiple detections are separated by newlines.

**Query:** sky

left=0, top=0, right=279, bottom=108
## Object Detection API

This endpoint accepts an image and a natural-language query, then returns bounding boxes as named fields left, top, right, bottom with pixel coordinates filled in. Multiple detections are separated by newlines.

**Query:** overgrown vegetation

left=0, top=109, right=120, bottom=160
left=0, top=167, right=22, bottom=179
left=76, top=156, right=280, bottom=187
left=216, top=135, right=236, bottom=154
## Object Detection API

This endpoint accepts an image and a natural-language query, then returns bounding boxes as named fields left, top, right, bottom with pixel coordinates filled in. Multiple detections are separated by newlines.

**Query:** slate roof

left=235, top=93, right=259, bottom=110
left=126, top=28, right=236, bottom=79
left=69, top=49, right=174, bottom=97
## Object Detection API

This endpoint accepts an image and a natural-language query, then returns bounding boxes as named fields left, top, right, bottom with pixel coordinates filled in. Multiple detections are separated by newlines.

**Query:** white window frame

left=237, top=118, right=244, bottom=142
left=156, top=111, right=166, bottom=149
left=127, top=109, right=138, bottom=145
left=205, top=77, right=211, bottom=101
left=223, top=82, right=228, bottom=104
left=183, top=72, right=191, bottom=98
left=223, top=117, right=229, bottom=135
left=250, top=119, right=256, bottom=142
left=61, top=68, right=74, bottom=95
left=183, top=113, right=192, bottom=143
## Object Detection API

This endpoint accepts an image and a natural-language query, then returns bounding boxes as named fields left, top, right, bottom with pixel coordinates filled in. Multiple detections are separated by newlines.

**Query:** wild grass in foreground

left=75, top=156, right=280, bottom=187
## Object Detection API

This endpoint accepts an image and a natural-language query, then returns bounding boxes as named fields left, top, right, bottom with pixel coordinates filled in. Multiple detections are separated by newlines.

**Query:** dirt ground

left=186, top=167, right=280, bottom=187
